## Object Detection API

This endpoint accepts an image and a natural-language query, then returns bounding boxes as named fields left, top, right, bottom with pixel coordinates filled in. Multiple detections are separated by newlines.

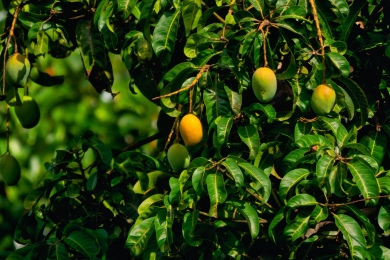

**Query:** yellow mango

left=252, top=67, right=277, bottom=103
left=6, top=53, right=29, bottom=87
left=167, top=143, right=190, bottom=173
left=179, top=114, right=203, bottom=146
left=0, top=154, right=21, bottom=186
left=311, top=84, right=336, bottom=116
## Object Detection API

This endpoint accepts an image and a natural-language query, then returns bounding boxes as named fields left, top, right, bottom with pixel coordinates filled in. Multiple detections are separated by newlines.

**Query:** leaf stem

left=321, top=194, right=390, bottom=207
left=308, top=0, right=326, bottom=84
left=201, top=1, right=225, bottom=24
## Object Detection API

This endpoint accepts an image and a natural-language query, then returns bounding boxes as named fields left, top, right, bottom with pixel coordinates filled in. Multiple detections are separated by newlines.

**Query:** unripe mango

left=179, top=114, right=203, bottom=146
left=311, top=84, right=336, bottom=116
left=167, top=143, right=190, bottom=173
left=252, top=67, right=277, bottom=103
left=15, top=96, right=40, bottom=129
left=6, top=53, right=29, bottom=87
left=0, top=154, right=21, bottom=186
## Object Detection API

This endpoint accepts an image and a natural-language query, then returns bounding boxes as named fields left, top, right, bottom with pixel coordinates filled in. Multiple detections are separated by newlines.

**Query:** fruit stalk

left=308, top=0, right=326, bottom=84
left=5, top=105, right=9, bottom=152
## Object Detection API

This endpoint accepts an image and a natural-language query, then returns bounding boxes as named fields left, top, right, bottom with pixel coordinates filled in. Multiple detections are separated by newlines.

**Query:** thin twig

left=322, top=195, right=390, bottom=207
left=5, top=104, right=9, bottom=153
left=308, top=0, right=326, bottom=84
left=201, top=1, right=225, bottom=24
left=152, top=66, right=210, bottom=101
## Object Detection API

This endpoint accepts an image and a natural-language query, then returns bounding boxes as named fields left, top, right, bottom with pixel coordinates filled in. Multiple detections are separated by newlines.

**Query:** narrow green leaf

left=206, top=172, right=228, bottom=217
left=118, top=0, right=137, bottom=21
left=203, top=80, right=231, bottom=128
left=225, top=200, right=259, bottom=240
left=222, top=158, right=244, bottom=188
left=154, top=209, right=173, bottom=252
left=285, top=194, right=318, bottom=222
left=284, top=209, right=311, bottom=242
left=47, top=242, right=69, bottom=260
left=23, top=187, right=46, bottom=210
left=238, top=162, right=271, bottom=203
left=268, top=207, right=285, bottom=244
left=316, top=154, right=335, bottom=191
left=182, top=0, right=201, bottom=37
left=346, top=157, right=379, bottom=206
left=238, top=125, right=260, bottom=160
left=152, top=8, right=181, bottom=66
left=294, top=122, right=312, bottom=141
left=216, top=115, right=233, bottom=146
left=378, top=206, right=390, bottom=233
left=125, top=217, right=156, bottom=256
left=327, top=52, right=350, bottom=77
left=279, top=168, right=310, bottom=203
left=334, top=214, right=367, bottom=260
left=224, top=84, right=242, bottom=115
left=317, top=116, right=348, bottom=147
left=182, top=210, right=203, bottom=246
left=248, top=0, right=265, bottom=18
left=192, top=166, right=207, bottom=196
left=64, top=231, right=98, bottom=260
left=138, top=194, right=165, bottom=214
left=360, top=131, right=387, bottom=166
left=139, top=0, right=157, bottom=42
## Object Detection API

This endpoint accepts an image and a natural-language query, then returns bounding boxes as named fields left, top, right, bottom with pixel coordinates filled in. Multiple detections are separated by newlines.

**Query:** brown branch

left=152, top=65, right=210, bottom=101
left=123, top=132, right=164, bottom=152
left=308, top=0, right=326, bottom=84
left=322, top=195, right=390, bottom=207
left=5, top=104, right=9, bottom=153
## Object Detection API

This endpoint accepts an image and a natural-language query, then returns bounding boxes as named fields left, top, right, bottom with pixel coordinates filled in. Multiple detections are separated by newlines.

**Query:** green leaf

left=331, top=81, right=355, bottom=120
left=138, top=194, right=165, bottom=214
left=47, top=242, right=69, bottom=260
left=178, top=170, right=192, bottom=195
left=294, top=122, right=312, bottom=141
left=284, top=209, right=311, bottom=242
left=216, top=115, right=233, bottom=146
left=139, top=0, right=157, bottom=42
left=378, top=206, right=390, bottom=233
left=327, top=52, right=350, bottom=77
left=246, top=103, right=276, bottom=123
left=34, top=30, right=49, bottom=57
left=224, top=84, right=242, bottom=115
left=268, top=207, right=285, bottom=244
left=23, top=187, right=46, bottom=210
left=341, top=205, right=375, bottom=247
left=238, top=125, right=260, bottom=161
left=340, top=0, right=367, bottom=41
left=346, top=157, right=379, bottom=206
left=310, top=205, right=328, bottom=225
left=192, top=166, right=207, bottom=196
left=296, top=134, right=331, bottom=148
left=316, top=154, right=335, bottom=191
left=118, top=0, right=137, bottom=21
left=317, top=116, right=348, bottom=147
left=152, top=8, right=181, bottom=66
left=222, top=158, right=244, bottom=188
left=182, top=0, right=201, bottom=37
left=203, top=80, right=232, bottom=128
left=125, top=217, right=156, bottom=256
left=238, top=162, right=271, bottom=203
left=154, top=209, right=173, bottom=252
left=64, top=231, right=99, bottom=260
left=279, top=168, right=310, bottom=203
left=360, top=131, right=387, bottom=166
left=285, top=194, right=318, bottom=222
left=182, top=210, right=203, bottom=246
left=315, top=0, right=335, bottom=39
left=76, top=20, right=107, bottom=77
left=282, top=147, right=310, bottom=173
left=248, top=0, right=265, bottom=18
left=337, top=77, right=369, bottom=130
left=334, top=214, right=367, bottom=260
left=29, top=67, right=64, bottom=86
left=206, top=172, right=228, bottom=217
left=225, top=200, right=259, bottom=240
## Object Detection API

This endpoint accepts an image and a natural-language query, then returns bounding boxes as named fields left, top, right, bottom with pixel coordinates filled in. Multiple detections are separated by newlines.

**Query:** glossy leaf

left=378, top=206, right=390, bottom=233
left=238, top=125, right=260, bottom=161
left=225, top=200, right=259, bottom=240
left=216, top=115, right=233, bottom=146
left=360, top=131, right=387, bottom=166
left=279, top=168, right=310, bottom=203
left=327, top=52, right=350, bottom=77
left=182, top=0, right=201, bottom=37
left=152, top=8, right=181, bottom=66
left=138, top=194, right=165, bottom=214
left=182, top=210, right=203, bottom=246
left=284, top=209, right=311, bottom=242
left=222, top=158, right=244, bottom=188
left=125, top=217, right=156, bottom=256
left=206, top=172, right=228, bottom=217
left=64, top=231, right=99, bottom=260
left=154, top=209, right=173, bottom=252
left=334, top=214, right=367, bottom=260
left=238, top=162, right=271, bottom=203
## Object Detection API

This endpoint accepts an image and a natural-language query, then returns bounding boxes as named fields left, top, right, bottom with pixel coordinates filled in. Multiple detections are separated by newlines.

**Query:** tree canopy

left=1, top=0, right=390, bottom=259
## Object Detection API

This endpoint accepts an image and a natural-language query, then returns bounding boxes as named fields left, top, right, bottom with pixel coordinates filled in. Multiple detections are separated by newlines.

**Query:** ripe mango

left=0, top=154, right=21, bottom=186
left=6, top=53, right=29, bottom=87
left=252, top=67, right=277, bottom=103
left=311, top=84, right=336, bottom=116
left=167, top=143, right=190, bottom=173
left=15, top=96, right=41, bottom=128
left=179, top=114, right=203, bottom=146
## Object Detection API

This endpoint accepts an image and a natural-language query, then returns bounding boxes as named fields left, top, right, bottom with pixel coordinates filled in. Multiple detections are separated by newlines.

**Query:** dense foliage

left=1, top=0, right=390, bottom=259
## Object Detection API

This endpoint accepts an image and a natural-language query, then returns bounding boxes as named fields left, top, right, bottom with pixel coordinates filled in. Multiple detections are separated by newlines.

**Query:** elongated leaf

left=64, top=231, right=98, bottom=260
left=182, top=0, right=201, bottom=37
left=225, top=200, right=259, bottom=240
left=222, top=158, right=244, bottom=188
left=246, top=103, right=276, bottom=123
left=340, top=0, right=367, bottom=42
left=294, top=122, right=312, bottom=141
left=118, top=0, right=137, bottom=21
left=378, top=206, right=390, bottom=233
left=317, top=116, right=348, bottom=147
left=47, top=242, right=69, bottom=260
left=268, top=207, right=285, bottom=244
left=316, top=154, right=335, bottom=191
left=203, top=81, right=232, bottom=128
left=76, top=20, right=106, bottom=77
left=338, top=77, right=369, bottom=129
left=23, top=187, right=46, bottom=210
left=279, top=168, right=310, bottom=203
left=139, top=0, right=157, bottom=42
left=331, top=81, right=355, bottom=120
left=154, top=209, right=173, bottom=252
left=341, top=205, right=375, bottom=247
left=138, top=194, right=165, bottom=214
left=342, top=143, right=371, bottom=156
left=360, top=131, right=387, bottom=166
left=285, top=194, right=318, bottom=222
left=125, top=217, right=156, bottom=256
left=334, top=214, right=367, bottom=260
left=152, top=8, right=181, bottom=66
left=216, top=115, right=233, bottom=146
left=310, top=205, right=328, bottom=225
left=327, top=52, right=350, bottom=77
left=192, top=166, right=206, bottom=196
left=238, top=125, right=260, bottom=161
left=206, top=172, right=228, bottom=217
left=315, top=0, right=335, bottom=39
left=183, top=210, right=203, bottom=246
left=284, top=209, right=311, bottom=242
left=282, top=147, right=310, bottom=173
left=346, top=157, right=379, bottom=206
left=296, top=134, right=331, bottom=148
left=238, top=162, right=271, bottom=203
left=224, top=84, right=242, bottom=115
left=249, top=0, right=265, bottom=18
